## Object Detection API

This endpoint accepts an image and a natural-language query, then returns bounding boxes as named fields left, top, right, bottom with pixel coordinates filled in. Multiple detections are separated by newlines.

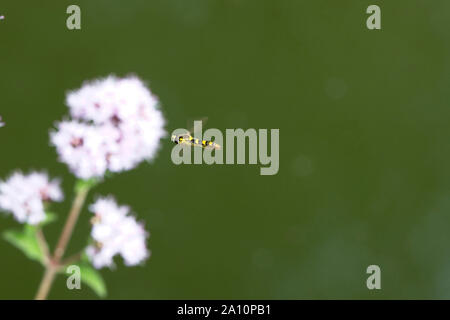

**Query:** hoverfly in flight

left=171, top=118, right=221, bottom=150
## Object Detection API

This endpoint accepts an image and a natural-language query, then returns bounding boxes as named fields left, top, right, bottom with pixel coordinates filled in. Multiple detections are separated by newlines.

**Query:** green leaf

left=78, top=262, right=107, bottom=298
left=41, top=211, right=58, bottom=226
left=3, top=226, right=43, bottom=264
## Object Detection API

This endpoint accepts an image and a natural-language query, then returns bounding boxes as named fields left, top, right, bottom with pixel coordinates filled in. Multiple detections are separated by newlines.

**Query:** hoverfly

left=171, top=117, right=221, bottom=150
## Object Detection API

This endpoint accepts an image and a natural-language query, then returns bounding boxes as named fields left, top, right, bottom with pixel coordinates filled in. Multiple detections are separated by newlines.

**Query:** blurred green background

left=1, top=0, right=450, bottom=299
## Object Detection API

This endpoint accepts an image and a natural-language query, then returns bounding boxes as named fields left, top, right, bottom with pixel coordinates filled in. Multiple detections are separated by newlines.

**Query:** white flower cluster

left=0, top=172, right=63, bottom=225
left=86, top=196, right=149, bottom=269
left=0, top=115, right=4, bottom=128
left=51, top=76, right=166, bottom=179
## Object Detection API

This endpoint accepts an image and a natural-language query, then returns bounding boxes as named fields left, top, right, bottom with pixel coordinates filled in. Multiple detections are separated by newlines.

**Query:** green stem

left=36, top=229, right=50, bottom=264
left=34, top=182, right=90, bottom=300
left=35, top=264, right=58, bottom=300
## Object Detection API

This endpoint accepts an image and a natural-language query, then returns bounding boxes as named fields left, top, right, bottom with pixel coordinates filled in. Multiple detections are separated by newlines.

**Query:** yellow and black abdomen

left=187, top=136, right=214, bottom=148
left=172, top=134, right=220, bottom=149
left=200, top=139, right=220, bottom=149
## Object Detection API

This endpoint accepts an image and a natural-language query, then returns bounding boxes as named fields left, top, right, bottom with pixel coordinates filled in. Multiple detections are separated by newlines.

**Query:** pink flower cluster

left=51, top=76, right=166, bottom=179
left=86, top=196, right=149, bottom=269
left=0, top=172, right=63, bottom=225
